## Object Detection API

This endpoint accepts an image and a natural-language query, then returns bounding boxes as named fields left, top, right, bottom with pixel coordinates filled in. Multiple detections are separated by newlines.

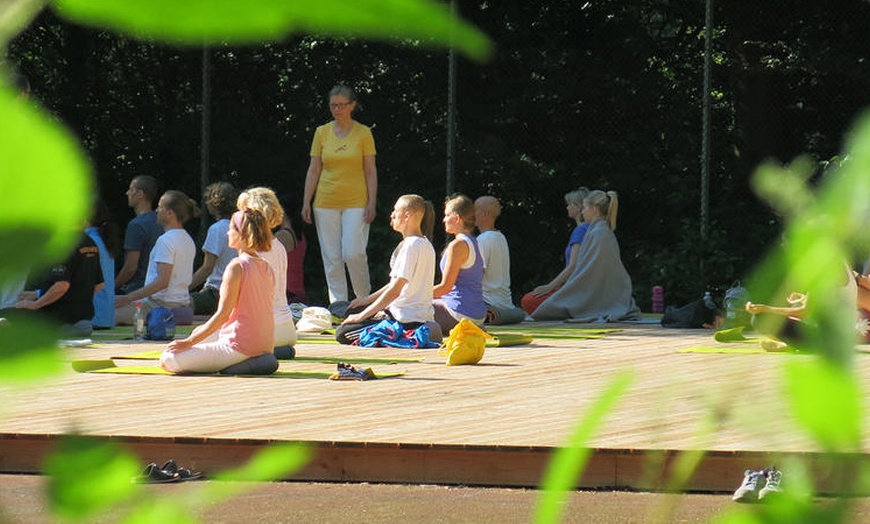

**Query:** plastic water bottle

left=703, top=291, right=716, bottom=309
left=651, top=286, right=664, bottom=313
left=133, top=302, right=145, bottom=341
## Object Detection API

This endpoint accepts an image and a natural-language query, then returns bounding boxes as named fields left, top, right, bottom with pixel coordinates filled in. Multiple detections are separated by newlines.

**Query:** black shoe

left=161, top=459, right=202, bottom=481
left=135, top=463, right=180, bottom=484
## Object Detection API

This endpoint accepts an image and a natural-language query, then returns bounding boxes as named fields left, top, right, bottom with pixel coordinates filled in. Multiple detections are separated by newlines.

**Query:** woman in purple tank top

left=433, top=194, right=487, bottom=334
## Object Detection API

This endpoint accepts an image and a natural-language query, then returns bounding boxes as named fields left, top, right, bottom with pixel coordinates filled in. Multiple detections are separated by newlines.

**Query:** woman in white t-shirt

left=114, top=190, right=199, bottom=324
left=335, top=194, right=442, bottom=345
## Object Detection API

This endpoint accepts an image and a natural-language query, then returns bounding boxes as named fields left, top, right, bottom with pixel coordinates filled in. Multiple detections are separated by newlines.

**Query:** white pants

left=313, top=207, right=371, bottom=303
left=160, top=338, right=250, bottom=374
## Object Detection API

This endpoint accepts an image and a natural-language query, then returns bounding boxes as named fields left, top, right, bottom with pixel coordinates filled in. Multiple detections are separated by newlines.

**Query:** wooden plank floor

left=2, top=322, right=869, bottom=492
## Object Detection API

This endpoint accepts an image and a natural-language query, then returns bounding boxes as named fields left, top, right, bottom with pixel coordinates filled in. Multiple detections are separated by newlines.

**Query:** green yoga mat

left=488, top=333, right=533, bottom=346
left=111, top=350, right=425, bottom=364
left=483, top=327, right=617, bottom=340
left=678, top=346, right=801, bottom=355
left=71, top=360, right=406, bottom=379
left=712, top=327, right=763, bottom=343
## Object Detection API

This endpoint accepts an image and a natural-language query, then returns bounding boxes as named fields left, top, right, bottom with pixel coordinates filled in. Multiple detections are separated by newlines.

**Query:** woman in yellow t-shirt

left=302, top=85, right=377, bottom=304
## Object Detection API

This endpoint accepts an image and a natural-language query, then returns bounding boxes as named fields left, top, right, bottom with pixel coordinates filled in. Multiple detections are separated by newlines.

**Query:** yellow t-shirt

left=310, top=121, right=376, bottom=209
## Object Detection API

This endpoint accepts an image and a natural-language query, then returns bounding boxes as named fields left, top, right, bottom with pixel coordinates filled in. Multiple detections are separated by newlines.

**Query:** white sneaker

left=758, top=467, right=783, bottom=500
left=732, top=469, right=766, bottom=502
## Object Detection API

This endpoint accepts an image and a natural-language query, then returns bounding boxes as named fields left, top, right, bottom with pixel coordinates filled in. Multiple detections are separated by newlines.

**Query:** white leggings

left=313, top=207, right=371, bottom=303
left=160, top=335, right=250, bottom=373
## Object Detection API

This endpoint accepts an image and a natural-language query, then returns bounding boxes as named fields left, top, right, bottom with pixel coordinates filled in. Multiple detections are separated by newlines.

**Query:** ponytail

left=606, top=191, right=618, bottom=231
left=421, top=200, right=435, bottom=242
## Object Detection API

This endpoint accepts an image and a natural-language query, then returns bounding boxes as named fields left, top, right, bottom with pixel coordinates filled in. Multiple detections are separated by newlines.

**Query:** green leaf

left=784, top=360, right=862, bottom=452
left=43, top=435, right=141, bottom=519
left=0, top=85, right=92, bottom=281
left=535, top=371, right=632, bottom=524
left=50, top=0, right=492, bottom=60
left=123, top=502, right=196, bottom=524
left=211, top=443, right=310, bottom=483
left=0, top=313, right=63, bottom=383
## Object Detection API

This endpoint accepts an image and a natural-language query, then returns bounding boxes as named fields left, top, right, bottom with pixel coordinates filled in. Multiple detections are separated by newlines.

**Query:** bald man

left=474, top=196, right=526, bottom=325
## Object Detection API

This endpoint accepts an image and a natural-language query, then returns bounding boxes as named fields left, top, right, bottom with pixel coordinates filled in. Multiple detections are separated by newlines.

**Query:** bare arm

left=745, top=301, right=806, bottom=318
left=114, top=250, right=141, bottom=289
left=190, top=252, right=218, bottom=291
left=363, top=154, right=377, bottom=224
left=115, top=262, right=172, bottom=308
left=15, top=280, right=70, bottom=309
left=301, top=156, right=322, bottom=224
left=167, top=260, right=242, bottom=351
left=343, top=277, right=407, bottom=325
left=348, top=283, right=389, bottom=310
left=532, top=243, right=581, bottom=297
left=433, top=239, right=469, bottom=298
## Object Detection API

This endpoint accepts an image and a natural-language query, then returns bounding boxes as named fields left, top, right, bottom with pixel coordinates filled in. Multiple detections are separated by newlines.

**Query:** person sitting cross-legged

left=161, top=208, right=276, bottom=374
left=335, top=194, right=443, bottom=346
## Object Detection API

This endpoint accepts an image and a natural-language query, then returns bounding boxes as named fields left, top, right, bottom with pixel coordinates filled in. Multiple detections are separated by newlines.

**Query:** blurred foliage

left=43, top=435, right=141, bottom=519
left=0, top=0, right=484, bottom=521
left=4, top=0, right=870, bottom=522
left=535, top=371, right=631, bottom=523
left=0, top=311, right=62, bottom=382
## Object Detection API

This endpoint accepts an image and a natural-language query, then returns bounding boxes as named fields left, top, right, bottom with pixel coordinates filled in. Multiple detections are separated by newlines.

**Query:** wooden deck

left=2, top=322, right=869, bottom=493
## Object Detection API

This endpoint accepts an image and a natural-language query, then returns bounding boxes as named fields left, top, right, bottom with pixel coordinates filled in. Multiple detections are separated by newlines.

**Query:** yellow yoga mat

left=71, top=360, right=406, bottom=379
left=110, top=350, right=425, bottom=364
left=677, top=346, right=801, bottom=355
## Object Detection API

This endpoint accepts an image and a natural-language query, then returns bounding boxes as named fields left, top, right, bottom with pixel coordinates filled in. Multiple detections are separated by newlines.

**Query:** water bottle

left=703, top=291, right=716, bottom=310
left=133, top=301, right=145, bottom=341
left=651, top=286, right=664, bottom=314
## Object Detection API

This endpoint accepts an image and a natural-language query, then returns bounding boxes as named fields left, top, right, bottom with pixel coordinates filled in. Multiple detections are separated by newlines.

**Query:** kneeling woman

left=336, top=195, right=442, bottom=345
left=161, top=209, right=276, bottom=373
left=433, top=194, right=487, bottom=333
left=530, top=190, right=641, bottom=322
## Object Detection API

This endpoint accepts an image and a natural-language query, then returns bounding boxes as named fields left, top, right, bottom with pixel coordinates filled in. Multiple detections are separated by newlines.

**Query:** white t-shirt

left=202, top=218, right=238, bottom=289
left=477, top=230, right=515, bottom=310
left=388, top=236, right=435, bottom=323
left=146, top=228, right=196, bottom=305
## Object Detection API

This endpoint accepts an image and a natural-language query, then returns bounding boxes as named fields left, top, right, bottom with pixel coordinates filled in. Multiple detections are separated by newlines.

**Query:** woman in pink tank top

left=161, top=209, right=275, bottom=374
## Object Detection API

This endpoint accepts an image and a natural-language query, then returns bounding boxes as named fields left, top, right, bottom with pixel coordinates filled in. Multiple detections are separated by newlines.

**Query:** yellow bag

left=438, top=319, right=493, bottom=365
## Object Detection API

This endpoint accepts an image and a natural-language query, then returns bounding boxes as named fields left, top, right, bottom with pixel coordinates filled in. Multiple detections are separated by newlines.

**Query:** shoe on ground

left=135, top=463, right=179, bottom=484
left=758, top=467, right=783, bottom=500
left=732, top=469, right=766, bottom=502
left=330, top=362, right=375, bottom=381
left=161, top=459, right=203, bottom=481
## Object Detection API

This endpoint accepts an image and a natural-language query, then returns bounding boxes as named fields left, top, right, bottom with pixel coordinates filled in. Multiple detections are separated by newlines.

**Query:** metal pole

left=445, top=0, right=457, bottom=197
left=700, top=0, right=713, bottom=241
left=200, top=47, right=211, bottom=238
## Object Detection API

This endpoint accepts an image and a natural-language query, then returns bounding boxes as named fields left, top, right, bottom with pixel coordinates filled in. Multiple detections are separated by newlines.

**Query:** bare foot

left=761, top=338, right=789, bottom=352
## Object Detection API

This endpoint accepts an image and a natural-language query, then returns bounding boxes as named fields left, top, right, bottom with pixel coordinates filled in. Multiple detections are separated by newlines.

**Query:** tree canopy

left=9, top=0, right=870, bottom=306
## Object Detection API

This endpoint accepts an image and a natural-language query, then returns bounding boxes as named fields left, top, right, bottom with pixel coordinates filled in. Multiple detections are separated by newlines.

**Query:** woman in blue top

left=433, top=194, right=487, bottom=333
left=521, top=187, right=590, bottom=315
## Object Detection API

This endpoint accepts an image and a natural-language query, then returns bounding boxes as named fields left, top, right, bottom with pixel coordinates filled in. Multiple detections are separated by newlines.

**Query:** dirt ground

left=4, top=474, right=870, bottom=523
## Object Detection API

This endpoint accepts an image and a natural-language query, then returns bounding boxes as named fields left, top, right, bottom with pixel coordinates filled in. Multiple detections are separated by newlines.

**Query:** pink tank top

left=219, top=253, right=275, bottom=355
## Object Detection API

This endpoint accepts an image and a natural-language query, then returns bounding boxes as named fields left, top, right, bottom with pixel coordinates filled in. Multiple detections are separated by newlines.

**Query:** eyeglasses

left=329, top=102, right=352, bottom=110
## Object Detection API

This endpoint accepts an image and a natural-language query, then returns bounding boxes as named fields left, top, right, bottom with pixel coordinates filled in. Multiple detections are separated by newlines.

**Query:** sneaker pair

left=732, top=467, right=782, bottom=502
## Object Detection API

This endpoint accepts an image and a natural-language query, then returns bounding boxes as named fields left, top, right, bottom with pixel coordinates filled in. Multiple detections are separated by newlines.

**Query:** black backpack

left=661, top=298, right=721, bottom=328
